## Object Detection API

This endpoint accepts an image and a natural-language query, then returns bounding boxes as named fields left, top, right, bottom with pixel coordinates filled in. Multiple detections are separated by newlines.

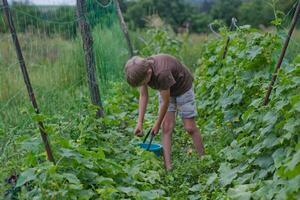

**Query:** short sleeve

left=157, top=70, right=176, bottom=90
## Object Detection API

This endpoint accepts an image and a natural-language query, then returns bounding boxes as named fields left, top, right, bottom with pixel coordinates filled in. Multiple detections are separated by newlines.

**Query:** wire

left=208, top=23, right=221, bottom=38
left=0, top=89, right=24, bottom=112
left=10, top=7, right=82, bottom=24
left=281, top=0, right=299, bottom=23
left=95, top=0, right=113, bottom=8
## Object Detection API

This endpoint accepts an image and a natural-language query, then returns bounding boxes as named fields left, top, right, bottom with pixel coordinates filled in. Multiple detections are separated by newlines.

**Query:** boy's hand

left=134, top=124, right=144, bottom=137
left=151, top=125, right=160, bottom=135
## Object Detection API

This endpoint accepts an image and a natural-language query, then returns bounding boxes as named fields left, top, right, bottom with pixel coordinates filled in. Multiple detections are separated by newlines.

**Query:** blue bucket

left=138, top=143, right=162, bottom=157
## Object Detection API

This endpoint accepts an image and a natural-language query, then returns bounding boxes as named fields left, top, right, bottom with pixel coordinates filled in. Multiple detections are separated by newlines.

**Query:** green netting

left=0, top=0, right=129, bottom=130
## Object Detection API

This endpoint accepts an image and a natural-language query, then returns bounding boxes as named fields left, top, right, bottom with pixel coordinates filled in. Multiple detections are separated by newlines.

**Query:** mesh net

left=0, top=0, right=129, bottom=131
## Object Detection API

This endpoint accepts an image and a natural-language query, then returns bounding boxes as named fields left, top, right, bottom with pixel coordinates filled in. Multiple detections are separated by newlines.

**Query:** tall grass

left=0, top=20, right=131, bottom=132
left=92, top=22, right=129, bottom=89
left=0, top=32, right=87, bottom=130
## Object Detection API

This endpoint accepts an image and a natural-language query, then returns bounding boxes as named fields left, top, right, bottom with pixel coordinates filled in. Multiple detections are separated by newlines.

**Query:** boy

left=125, top=54, right=205, bottom=170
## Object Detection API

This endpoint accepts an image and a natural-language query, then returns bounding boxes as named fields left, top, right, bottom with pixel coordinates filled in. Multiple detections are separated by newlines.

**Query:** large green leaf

left=16, top=168, right=36, bottom=187
left=219, top=163, right=238, bottom=186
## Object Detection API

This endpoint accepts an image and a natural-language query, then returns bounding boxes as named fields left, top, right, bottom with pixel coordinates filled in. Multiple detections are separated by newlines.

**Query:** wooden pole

left=2, top=0, right=55, bottom=163
left=76, top=0, right=104, bottom=117
left=114, top=0, right=134, bottom=57
left=222, top=18, right=237, bottom=60
left=263, top=1, right=300, bottom=105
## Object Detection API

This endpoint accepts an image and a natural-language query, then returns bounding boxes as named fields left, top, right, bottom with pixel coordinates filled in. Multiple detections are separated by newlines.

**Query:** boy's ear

left=145, top=58, right=154, bottom=66
left=147, top=68, right=152, bottom=75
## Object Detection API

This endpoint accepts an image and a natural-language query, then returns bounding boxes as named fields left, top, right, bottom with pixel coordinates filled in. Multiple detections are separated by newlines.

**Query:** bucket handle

left=143, top=129, right=154, bottom=151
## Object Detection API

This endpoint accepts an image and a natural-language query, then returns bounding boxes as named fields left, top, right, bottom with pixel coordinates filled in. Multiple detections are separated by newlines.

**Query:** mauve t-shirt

left=147, top=54, right=193, bottom=96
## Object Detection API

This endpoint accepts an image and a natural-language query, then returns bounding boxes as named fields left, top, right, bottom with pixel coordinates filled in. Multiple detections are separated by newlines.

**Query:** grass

left=0, top=32, right=86, bottom=129
left=0, top=21, right=130, bottom=134
left=180, top=33, right=209, bottom=70
left=93, top=22, right=129, bottom=85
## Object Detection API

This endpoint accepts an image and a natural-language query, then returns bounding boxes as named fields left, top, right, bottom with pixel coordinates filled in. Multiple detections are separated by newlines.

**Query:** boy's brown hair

left=125, top=56, right=153, bottom=87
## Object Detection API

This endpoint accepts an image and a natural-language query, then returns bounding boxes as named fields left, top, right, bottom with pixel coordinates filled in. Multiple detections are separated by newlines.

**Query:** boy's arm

left=152, top=89, right=170, bottom=135
left=135, top=85, right=148, bottom=135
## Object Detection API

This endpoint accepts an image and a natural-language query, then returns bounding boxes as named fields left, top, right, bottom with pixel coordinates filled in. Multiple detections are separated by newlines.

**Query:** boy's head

left=125, top=56, right=153, bottom=87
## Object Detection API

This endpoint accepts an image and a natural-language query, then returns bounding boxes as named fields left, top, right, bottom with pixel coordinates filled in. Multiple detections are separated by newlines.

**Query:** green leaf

left=219, top=163, right=238, bottom=186
left=117, top=186, right=139, bottom=195
left=283, top=118, right=299, bottom=132
left=20, top=137, right=42, bottom=152
left=263, top=111, right=277, bottom=124
left=189, top=184, right=201, bottom=192
left=236, top=172, right=255, bottom=184
left=262, top=134, right=278, bottom=148
left=247, top=46, right=262, bottom=60
left=16, top=168, right=36, bottom=187
left=272, top=148, right=286, bottom=169
left=139, top=190, right=165, bottom=200
left=77, top=190, right=94, bottom=200
left=31, top=114, right=47, bottom=122
left=63, top=173, right=81, bottom=184
left=96, top=177, right=114, bottom=185
left=294, top=101, right=300, bottom=112
left=286, top=175, right=300, bottom=192
left=228, top=190, right=251, bottom=200
left=96, top=187, right=118, bottom=196
left=254, top=156, right=273, bottom=169
left=96, top=147, right=105, bottom=159
left=206, top=172, right=218, bottom=186
left=287, top=149, right=300, bottom=171
left=60, top=148, right=80, bottom=158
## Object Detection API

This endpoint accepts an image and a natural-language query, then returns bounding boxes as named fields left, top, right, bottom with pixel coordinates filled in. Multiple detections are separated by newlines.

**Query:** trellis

left=1, top=0, right=134, bottom=162
left=1, top=0, right=299, bottom=164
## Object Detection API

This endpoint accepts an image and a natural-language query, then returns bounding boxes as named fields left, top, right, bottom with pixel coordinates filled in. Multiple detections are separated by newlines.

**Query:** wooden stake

left=76, top=0, right=104, bottom=117
left=114, top=0, right=134, bottom=57
left=2, top=0, right=55, bottom=163
left=263, top=1, right=300, bottom=105
left=222, top=18, right=237, bottom=60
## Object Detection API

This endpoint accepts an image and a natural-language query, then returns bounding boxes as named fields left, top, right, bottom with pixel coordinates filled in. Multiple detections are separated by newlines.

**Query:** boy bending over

left=125, top=54, right=205, bottom=170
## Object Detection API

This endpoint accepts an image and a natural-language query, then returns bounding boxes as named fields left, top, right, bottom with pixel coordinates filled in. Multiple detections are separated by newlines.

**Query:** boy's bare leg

left=161, top=111, right=176, bottom=171
left=183, top=118, right=205, bottom=156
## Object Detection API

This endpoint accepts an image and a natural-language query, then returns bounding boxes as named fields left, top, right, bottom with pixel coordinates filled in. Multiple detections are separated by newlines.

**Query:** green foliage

left=124, top=0, right=298, bottom=33
left=1, top=85, right=166, bottom=199
left=138, top=28, right=182, bottom=58
left=92, top=22, right=129, bottom=85
left=194, top=25, right=300, bottom=199
left=125, top=0, right=211, bottom=33
left=210, top=0, right=242, bottom=25
left=86, top=0, right=116, bottom=28
left=1, top=7, right=300, bottom=199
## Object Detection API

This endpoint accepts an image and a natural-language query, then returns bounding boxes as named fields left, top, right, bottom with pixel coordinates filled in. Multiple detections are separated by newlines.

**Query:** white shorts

left=158, top=87, right=197, bottom=119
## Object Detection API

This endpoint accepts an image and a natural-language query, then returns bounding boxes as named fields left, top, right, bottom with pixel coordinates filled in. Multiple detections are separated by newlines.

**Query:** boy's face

left=139, top=68, right=152, bottom=86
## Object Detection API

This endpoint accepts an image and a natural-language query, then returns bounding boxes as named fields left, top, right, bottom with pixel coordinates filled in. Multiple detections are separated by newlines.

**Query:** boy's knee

left=184, top=125, right=197, bottom=135
left=162, top=123, right=174, bottom=135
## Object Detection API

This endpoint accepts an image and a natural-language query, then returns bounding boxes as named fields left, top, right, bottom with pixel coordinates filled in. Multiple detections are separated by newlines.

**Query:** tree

left=210, top=0, right=242, bottom=25
left=238, top=0, right=273, bottom=27
left=125, top=0, right=205, bottom=33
